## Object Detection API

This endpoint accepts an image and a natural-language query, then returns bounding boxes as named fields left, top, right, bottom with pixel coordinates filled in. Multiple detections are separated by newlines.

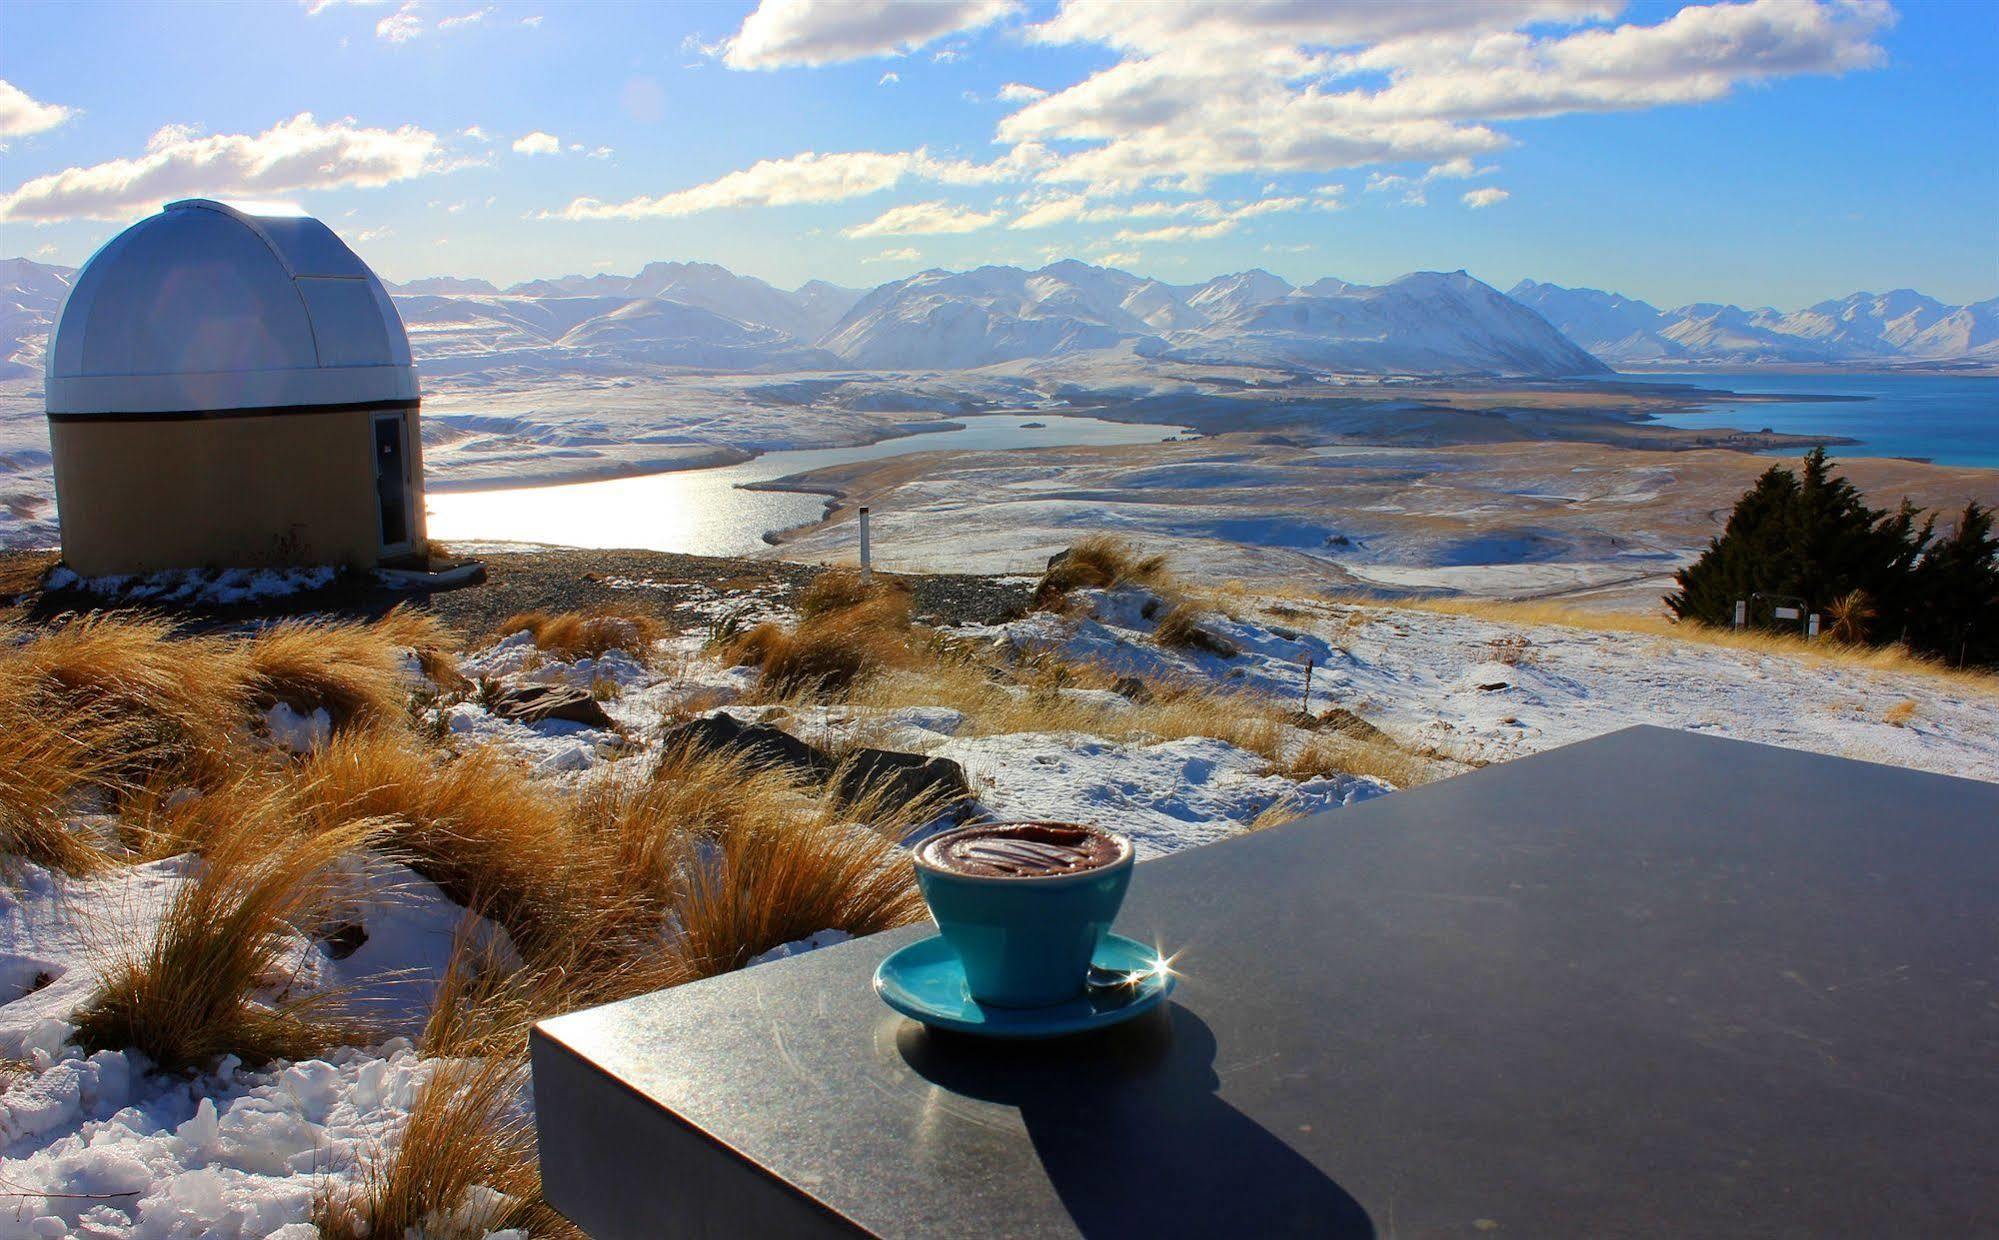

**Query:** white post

left=858, top=506, right=872, bottom=581
left=1808, top=612, right=1820, bottom=640
left=1733, top=599, right=1747, bottom=630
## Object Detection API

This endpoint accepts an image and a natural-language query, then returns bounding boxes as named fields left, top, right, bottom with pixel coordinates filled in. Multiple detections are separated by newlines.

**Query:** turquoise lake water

left=1602, top=371, right=1999, bottom=469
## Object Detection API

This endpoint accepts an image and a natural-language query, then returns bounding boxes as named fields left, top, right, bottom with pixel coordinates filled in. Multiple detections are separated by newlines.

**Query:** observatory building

left=44, top=199, right=424, bottom=578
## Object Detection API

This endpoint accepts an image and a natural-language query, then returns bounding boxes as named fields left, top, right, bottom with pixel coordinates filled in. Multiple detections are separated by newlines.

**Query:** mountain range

left=3, top=254, right=1991, bottom=383
left=1509, top=281, right=1999, bottom=365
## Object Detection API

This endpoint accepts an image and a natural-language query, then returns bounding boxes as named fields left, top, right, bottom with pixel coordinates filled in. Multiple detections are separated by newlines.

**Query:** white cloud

left=879, top=71, right=900, bottom=85
left=461, top=125, right=491, bottom=143
left=722, top=0, right=1017, bottom=69
left=550, top=145, right=1046, bottom=220
left=1113, top=195, right=1306, bottom=242
left=438, top=7, right=495, bottom=30
left=1003, top=0, right=1888, bottom=191
left=0, top=112, right=444, bottom=223
left=0, top=79, right=74, bottom=138
left=376, top=2, right=422, bottom=42
left=996, top=82, right=1047, bottom=103
left=512, top=131, right=562, bottom=155
left=585, top=146, right=614, bottom=160
left=301, top=0, right=391, bottom=12
left=1095, top=249, right=1140, bottom=267
left=1463, top=186, right=1510, bottom=208
left=522, top=13, right=542, bottom=27
left=843, top=199, right=1005, bottom=237
left=863, top=246, right=922, bottom=263
left=357, top=225, right=394, bottom=241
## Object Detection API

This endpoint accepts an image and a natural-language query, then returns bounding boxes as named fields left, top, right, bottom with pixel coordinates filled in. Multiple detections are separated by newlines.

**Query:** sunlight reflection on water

left=424, top=413, right=1189, bottom=556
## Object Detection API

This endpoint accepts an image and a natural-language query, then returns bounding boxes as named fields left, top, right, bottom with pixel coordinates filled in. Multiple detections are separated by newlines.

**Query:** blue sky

left=2, top=0, right=1993, bottom=309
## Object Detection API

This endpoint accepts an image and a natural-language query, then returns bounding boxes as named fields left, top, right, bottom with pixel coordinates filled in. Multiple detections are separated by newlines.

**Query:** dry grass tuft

left=796, top=567, right=911, bottom=620
left=295, top=733, right=593, bottom=967
left=1276, top=731, right=1438, bottom=790
left=3, top=612, right=255, bottom=790
left=247, top=610, right=441, bottom=729
left=0, top=662, right=140, bottom=873
left=1153, top=603, right=1239, bottom=657
left=313, top=1055, right=576, bottom=1240
left=1033, top=535, right=1171, bottom=608
left=498, top=609, right=661, bottom=661
left=668, top=772, right=933, bottom=979
left=116, top=765, right=295, bottom=862
left=74, top=816, right=388, bottom=1071
left=725, top=594, right=913, bottom=699
left=1884, top=698, right=1918, bottom=727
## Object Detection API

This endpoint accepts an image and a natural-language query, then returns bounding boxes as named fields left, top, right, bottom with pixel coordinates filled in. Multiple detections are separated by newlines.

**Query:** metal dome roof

left=45, top=199, right=416, bottom=416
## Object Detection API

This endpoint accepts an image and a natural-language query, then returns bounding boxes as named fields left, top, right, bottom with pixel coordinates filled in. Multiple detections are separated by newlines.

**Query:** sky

left=1, top=0, right=1994, bottom=309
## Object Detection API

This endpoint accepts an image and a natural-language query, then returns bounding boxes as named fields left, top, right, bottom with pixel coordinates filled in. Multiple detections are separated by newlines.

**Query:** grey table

left=533, top=727, right=1999, bottom=1237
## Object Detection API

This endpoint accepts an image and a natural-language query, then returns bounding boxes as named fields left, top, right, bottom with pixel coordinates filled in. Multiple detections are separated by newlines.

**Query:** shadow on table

left=897, top=1003, right=1374, bottom=1238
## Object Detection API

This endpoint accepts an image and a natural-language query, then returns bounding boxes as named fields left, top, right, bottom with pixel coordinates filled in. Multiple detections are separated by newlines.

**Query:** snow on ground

left=4, top=587, right=1993, bottom=1234
left=978, top=588, right=1999, bottom=784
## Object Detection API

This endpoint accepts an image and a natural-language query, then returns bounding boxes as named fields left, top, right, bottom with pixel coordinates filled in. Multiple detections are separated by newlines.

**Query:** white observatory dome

left=45, top=199, right=416, bottom=416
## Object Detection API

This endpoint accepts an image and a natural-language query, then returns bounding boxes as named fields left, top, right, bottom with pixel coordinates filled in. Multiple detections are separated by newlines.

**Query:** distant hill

left=5, top=250, right=1988, bottom=382
left=1510, top=280, right=1999, bottom=365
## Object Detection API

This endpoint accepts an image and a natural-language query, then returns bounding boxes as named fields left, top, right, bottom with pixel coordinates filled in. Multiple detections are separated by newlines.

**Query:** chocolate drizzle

left=922, top=822, right=1126, bottom=878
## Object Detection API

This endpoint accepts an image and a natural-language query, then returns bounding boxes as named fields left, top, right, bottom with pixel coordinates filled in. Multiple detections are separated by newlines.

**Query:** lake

left=424, top=412, right=1188, bottom=557
left=1604, top=371, right=1999, bottom=468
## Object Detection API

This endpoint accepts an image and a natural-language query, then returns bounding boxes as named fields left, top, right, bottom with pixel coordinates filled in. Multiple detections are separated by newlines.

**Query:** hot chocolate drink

left=918, top=821, right=1129, bottom=879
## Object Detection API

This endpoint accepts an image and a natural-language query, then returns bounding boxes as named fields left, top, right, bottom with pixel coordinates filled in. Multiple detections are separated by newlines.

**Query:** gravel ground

left=0, top=547, right=1031, bottom=637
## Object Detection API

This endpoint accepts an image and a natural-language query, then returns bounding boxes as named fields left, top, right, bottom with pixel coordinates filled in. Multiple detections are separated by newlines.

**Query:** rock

left=835, top=748, right=971, bottom=817
left=659, top=711, right=832, bottom=780
left=486, top=681, right=616, bottom=729
left=1113, top=676, right=1153, bottom=703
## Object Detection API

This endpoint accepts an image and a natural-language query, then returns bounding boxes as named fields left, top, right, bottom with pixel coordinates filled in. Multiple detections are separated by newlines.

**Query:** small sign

left=1773, top=606, right=1800, bottom=620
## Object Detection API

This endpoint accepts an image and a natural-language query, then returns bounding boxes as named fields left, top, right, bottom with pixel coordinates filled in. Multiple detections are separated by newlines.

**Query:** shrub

left=1669, top=450, right=1998, bottom=667
left=498, top=609, right=661, bottom=661
left=1033, top=535, right=1170, bottom=608
left=73, top=816, right=387, bottom=1070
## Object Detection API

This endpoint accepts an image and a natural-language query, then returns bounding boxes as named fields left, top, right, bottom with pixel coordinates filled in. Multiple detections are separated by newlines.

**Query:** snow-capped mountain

left=1, top=258, right=74, bottom=379
left=817, top=262, right=1605, bottom=376
left=4, top=252, right=1990, bottom=382
left=1510, top=280, right=1999, bottom=364
left=1167, top=270, right=1609, bottom=376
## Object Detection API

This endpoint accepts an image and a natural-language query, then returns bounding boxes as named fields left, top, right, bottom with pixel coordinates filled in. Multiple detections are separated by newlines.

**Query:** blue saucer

left=874, top=933, right=1174, bottom=1038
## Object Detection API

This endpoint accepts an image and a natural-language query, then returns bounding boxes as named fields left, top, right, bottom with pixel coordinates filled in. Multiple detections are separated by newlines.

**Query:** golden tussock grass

left=1032, top=534, right=1171, bottom=608
left=1153, top=602, right=1239, bottom=657
left=854, top=646, right=1441, bottom=791
left=1884, top=699, right=1918, bottom=727
left=726, top=592, right=914, bottom=699
left=294, top=732, right=597, bottom=968
left=116, top=764, right=294, bottom=862
left=2, top=612, right=256, bottom=790
left=73, top=815, right=389, bottom=1071
left=667, top=771, right=933, bottom=980
left=313, top=1055, right=577, bottom=1240
left=1343, top=595, right=1999, bottom=695
left=795, top=567, right=911, bottom=619
left=498, top=609, right=661, bottom=661
left=0, top=694, right=132, bottom=874
left=247, top=608, right=446, bottom=729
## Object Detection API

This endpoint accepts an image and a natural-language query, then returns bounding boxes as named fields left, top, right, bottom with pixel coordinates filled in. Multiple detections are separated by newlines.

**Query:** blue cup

left=912, top=821, right=1135, bottom=1008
